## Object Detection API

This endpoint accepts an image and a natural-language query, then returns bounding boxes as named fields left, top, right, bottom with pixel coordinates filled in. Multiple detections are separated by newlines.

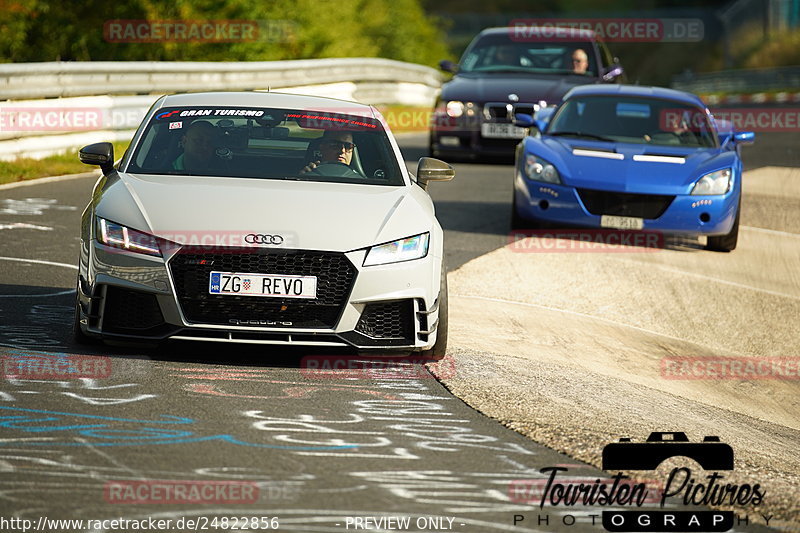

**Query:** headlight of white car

left=524, top=154, right=561, bottom=184
left=363, top=233, right=430, bottom=266
left=691, top=169, right=731, bottom=195
left=96, top=217, right=162, bottom=257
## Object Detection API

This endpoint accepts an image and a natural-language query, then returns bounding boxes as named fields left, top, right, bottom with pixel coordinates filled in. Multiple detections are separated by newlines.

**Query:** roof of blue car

left=564, top=85, right=706, bottom=107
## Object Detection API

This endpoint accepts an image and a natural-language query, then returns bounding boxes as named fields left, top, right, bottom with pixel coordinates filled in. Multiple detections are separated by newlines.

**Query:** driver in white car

left=301, top=130, right=362, bottom=176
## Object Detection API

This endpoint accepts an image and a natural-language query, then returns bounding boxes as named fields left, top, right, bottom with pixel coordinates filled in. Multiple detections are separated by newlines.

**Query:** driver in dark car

left=301, top=130, right=363, bottom=176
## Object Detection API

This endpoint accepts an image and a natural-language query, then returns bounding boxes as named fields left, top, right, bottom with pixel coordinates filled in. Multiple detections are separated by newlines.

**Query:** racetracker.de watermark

left=98, top=229, right=300, bottom=254
left=300, top=355, right=457, bottom=380
left=661, top=357, right=800, bottom=380
left=103, top=19, right=296, bottom=43
left=0, top=107, right=104, bottom=132
left=104, top=480, right=259, bottom=504
left=509, top=18, right=704, bottom=42
left=155, top=230, right=298, bottom=249
left=0, top=106, right=149, bottom=133
left=508, top=230, right=665, bottom=253
left=662, top=107, right=800, bottom=132
left=1, top=351, right=111, bottom=380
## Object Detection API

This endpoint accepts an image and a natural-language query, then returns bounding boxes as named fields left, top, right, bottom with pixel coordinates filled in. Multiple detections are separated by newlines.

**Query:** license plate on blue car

left=600, top=215, right=644, bottom=230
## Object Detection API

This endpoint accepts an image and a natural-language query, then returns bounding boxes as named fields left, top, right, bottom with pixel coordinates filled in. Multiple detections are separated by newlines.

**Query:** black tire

left=510, top=189, right=526, bottom=229
left=706, top=203, right=740, bottom=252
left=419, top=266, right=448, bottom=361
left=510, top=188, right=542, bottom=230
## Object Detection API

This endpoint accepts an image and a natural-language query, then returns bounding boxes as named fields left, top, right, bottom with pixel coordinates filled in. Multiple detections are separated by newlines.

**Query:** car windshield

left=459, top=37, right=598, bottom=77
left=125, top=106, right=405, bottom=185
left=547, top=96, right=717, bottom=148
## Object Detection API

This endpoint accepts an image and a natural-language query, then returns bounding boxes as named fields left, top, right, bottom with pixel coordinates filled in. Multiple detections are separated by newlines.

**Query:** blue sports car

left=511, top=85, right=754, bottom=251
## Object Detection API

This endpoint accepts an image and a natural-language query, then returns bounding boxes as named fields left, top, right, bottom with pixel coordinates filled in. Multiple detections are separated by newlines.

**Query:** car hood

left=442, top=73, right=597, bottom=104
left=94, top=173, right=433, bottom=252
left=530, top=138, right=737, bottom=194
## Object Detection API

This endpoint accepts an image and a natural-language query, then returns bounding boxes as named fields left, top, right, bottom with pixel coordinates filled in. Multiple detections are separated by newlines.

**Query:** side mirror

left=438, top=60, right=458, bottom=74
left=602, top=65, right=624, bottom=82
left=512, top=113, right=534, bottom=128
left=416, top=157, right=454, bottom=190
left=79, top=142, right=114, bottom=174
left=734, top=131, right=755, bottom=144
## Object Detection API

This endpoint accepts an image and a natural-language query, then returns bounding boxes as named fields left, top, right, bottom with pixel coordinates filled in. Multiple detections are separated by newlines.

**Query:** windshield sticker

left=168, top=121, right=182, bottom=130
left=155, top=109, right=267, bottom=119
left=155, top=110, right=182, bottom=120
left=285, top=113, right=377, bottom=129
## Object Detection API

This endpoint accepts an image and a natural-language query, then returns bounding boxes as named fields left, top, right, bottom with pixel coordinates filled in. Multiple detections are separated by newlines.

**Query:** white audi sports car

left=75, top=91, right=453, bottom=358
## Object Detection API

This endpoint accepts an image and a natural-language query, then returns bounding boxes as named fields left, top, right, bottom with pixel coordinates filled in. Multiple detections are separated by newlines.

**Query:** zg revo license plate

left=209, top=271, right=317, bottom=299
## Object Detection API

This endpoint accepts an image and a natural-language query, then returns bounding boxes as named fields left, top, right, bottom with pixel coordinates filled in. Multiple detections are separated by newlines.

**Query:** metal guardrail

left=0, top=58, right=442, bottom=100
left=0, top=59, right=442, bottom=160
left=671, top=65, right=800, bottom=94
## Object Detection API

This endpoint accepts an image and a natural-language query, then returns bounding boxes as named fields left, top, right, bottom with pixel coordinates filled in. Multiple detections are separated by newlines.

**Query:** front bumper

left=513, top=173, right=739, bottom=235
left=429, top=109, right=524, bottom=158
left=77, top=241, right=443, bottom=350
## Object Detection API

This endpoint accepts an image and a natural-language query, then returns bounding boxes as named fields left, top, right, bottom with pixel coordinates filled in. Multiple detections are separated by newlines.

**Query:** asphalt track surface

left=0, top=125, right=795, bottom=532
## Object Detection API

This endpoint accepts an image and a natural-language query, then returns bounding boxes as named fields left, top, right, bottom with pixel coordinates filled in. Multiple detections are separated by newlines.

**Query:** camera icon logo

left=602, top=431, right=734, bottom=471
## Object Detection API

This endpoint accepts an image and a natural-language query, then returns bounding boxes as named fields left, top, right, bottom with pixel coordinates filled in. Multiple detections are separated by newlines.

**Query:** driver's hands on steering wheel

left=301, top=160, right=365, bottom=178
left=300, top=159, right=321, bottom=174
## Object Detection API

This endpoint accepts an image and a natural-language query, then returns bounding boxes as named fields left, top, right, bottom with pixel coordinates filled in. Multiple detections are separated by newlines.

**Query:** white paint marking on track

left=454, top=293, right=742, bottom=354
left=76, top=437, right=145, bottom=480
left=741, top=225, right=800, bottom=238
left=0, top=290, right=74, bottom=299
left=0, top=170, right=100, bottom=191
left=0, top=198, right=77, bottom=216
left=0, top=223, right=53, bottom=231
left=0, top=256, right=77, bottom=270
left=0, top=256, right=76, bottom=298
left=624, top=262, right=800, bottom=302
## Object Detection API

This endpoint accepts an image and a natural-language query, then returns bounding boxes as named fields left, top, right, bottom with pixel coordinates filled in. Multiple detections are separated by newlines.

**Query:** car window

left=460, top=35, right=598, bottom=76
left=598, top=40, right=615, bottom=70
left=548, top=96, right=717, bottom=147
left=124, top=106, right=405, bottom=186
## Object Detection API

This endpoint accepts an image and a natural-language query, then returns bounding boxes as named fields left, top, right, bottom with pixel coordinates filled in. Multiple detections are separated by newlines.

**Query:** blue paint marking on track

left=0, top=406, right=358, bottom=451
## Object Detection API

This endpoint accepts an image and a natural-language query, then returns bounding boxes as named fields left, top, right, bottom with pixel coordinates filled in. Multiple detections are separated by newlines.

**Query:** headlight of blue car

left=523, top=154, right=561, bottom=184
left=691, top=169, right=731, bottom=195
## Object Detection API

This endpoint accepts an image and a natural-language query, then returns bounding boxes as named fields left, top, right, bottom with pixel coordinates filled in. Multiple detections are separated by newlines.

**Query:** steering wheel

left=311, top=161, right=365, bottom=178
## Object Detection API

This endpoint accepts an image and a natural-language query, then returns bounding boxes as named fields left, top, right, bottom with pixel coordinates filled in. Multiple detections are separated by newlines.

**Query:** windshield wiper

left=549, top=131, right=616, bottom=142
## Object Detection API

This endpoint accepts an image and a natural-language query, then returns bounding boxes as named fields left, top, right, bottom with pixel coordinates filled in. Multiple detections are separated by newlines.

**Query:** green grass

left=0, top=141, right=130, bottom=186
left=743, top=30, right=800, bottom=69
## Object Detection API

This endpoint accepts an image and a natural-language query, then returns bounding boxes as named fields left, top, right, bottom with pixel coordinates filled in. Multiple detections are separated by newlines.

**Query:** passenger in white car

left=172, top=121, right=218, bottom=173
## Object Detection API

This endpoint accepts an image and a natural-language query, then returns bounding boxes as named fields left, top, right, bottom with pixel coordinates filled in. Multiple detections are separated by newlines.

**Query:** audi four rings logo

left=244, top=234, right=284, bottom=245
